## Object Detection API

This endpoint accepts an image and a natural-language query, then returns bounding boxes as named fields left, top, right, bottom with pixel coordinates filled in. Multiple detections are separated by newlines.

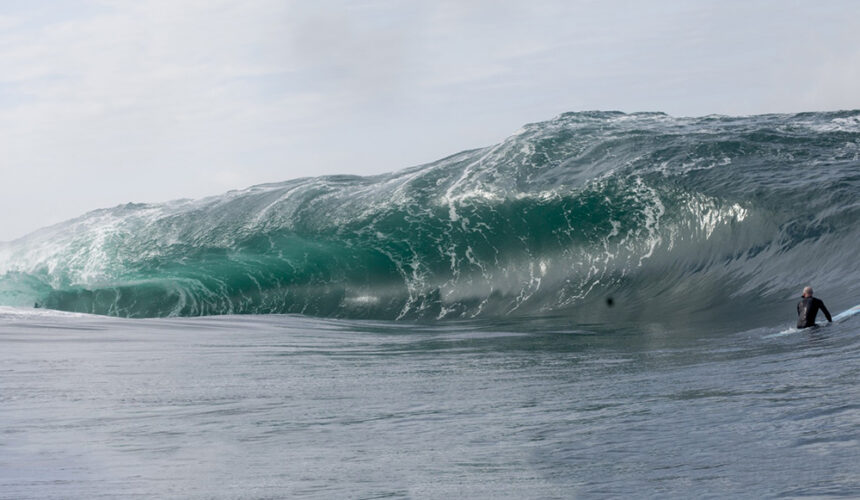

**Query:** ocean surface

left=1, top=110, right=859, bottom=498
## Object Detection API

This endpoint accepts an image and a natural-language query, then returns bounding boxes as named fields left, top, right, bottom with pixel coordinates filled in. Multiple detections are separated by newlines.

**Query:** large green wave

left=2, top=111, right=858, bottom=323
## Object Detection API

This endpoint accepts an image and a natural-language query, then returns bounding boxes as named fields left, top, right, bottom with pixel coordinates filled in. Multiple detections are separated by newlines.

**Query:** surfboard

left=832, top=303, right=860, bottom=323
left=764, top=303, right=860, bottom=338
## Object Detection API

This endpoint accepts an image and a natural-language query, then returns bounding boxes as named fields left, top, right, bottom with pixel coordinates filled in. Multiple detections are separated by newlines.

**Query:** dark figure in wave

left=797, top=286, right=832, bottom=329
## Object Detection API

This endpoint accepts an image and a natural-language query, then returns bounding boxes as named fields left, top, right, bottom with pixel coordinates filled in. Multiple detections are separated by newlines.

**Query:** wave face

left=1, top=111, right=858, bottom=323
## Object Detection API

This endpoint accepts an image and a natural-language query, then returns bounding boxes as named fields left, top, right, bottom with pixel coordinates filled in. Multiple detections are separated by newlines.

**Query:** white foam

left=763, top=327, right=799, bottom=339
left=344, top=295, right=379, bottom=305
left=0, top=306, right=92, bottom=320
left=804, top=114, right=860, bottom=133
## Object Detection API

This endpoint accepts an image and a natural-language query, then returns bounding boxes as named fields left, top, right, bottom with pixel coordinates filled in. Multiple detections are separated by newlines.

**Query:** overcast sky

left=1, top=0, right=858, bottom=241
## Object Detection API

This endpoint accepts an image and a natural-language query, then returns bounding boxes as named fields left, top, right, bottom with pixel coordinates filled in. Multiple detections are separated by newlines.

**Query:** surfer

left=796, top=286, right=832, bottom=328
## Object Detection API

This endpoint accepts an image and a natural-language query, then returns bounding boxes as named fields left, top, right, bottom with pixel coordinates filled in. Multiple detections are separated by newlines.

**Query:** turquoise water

left=1, top=110, right=858, bottom=497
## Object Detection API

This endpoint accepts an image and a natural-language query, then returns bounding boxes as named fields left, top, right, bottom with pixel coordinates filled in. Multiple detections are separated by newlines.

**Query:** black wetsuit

left=796, top=296, right=832, bottom=328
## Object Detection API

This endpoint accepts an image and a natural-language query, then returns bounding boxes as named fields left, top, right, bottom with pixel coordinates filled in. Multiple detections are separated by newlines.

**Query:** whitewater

left=1, top=110, right=859, bottom=498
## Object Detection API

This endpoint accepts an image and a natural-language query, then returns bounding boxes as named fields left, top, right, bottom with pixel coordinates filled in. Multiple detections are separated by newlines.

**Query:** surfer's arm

left=821, top=303, right=832, bottom=322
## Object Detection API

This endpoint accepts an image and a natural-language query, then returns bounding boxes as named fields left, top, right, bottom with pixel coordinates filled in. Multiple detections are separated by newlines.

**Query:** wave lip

left=1, top=110, right=858, bottom=323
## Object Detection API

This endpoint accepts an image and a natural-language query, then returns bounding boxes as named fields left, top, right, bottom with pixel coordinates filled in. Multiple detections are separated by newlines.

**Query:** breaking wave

left=1, top=110, right=858, bottom=324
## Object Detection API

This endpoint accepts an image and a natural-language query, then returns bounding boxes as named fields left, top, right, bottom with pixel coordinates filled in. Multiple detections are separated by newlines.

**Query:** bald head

left=803, top=286, right=813, bottom=297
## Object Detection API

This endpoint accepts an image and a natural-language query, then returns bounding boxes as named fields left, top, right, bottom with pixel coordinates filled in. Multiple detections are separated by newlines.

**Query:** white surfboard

left=832, top=303, right=860, bottom=323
